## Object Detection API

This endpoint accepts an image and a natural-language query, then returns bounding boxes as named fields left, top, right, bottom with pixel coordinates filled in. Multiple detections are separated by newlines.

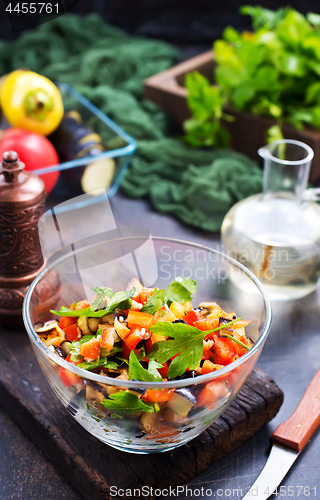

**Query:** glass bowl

left=23, top=235, right=272, bottom=454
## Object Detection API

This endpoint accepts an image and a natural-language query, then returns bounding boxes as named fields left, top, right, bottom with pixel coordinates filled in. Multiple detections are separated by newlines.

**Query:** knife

left=242, top=367, right=320, bottom=500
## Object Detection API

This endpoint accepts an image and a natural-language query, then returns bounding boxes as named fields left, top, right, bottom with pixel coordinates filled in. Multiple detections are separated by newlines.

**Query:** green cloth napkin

left=0, top=14, right=263, bottom=232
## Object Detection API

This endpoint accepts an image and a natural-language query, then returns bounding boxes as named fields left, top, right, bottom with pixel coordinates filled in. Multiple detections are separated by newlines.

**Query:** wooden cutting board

left=0, top=326, right=283, bottom=500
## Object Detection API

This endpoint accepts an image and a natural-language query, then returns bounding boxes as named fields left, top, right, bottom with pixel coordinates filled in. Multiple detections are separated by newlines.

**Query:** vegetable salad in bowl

left=24, top=237, right=271, bottom=453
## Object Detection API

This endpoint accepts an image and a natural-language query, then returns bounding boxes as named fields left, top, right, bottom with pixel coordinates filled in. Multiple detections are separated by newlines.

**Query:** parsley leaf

left=183, top=71, right=230, bottom=148
left=148, top=322, right=204, bottom=379
left=50, top=288, right=136, bottom=318
left=148, top=317, right=241, bottom=379
left=90, top=286, right=114, bottom=311
left=128, top=351, right=163, bottom=382
left=100, top=391, right=155, bottom=414
left=140, top=288, right=167, bottom=314
left=107, top=288, right=136, bottom=313
left=148, top=360, right=165, bottom=381
left=77, top=358, right=119, bottom=371
left=167, top=277, right=197, bottom=304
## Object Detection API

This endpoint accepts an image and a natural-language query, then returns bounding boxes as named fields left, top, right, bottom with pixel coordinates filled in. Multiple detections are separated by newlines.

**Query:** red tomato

left=213, top=335, right=236, bottom=365
left=101, top=327, right=115, bottom=352
left=183, top=309, right=203, bottom=326
left=60, top=355, right=82, bottom=388
left=79, top=337, right=101, bottom=361
left=195, top=380, right=228, bottom=409
left=124, top=329, right=144, bottom=350
left=63, top=323, right=81, bottom=342
left=0, top=128, right=59, bottom=194
left=59, top=316, right=77, bottom=330
left=158, top=361, right=169, bottom=378
left=142, top=389, right=174, bottom=403
left=194, top=318, right=219, bottom=331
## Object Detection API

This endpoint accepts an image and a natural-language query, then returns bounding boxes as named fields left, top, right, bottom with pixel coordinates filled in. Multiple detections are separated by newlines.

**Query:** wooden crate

left=144, top=50, right=320, bottom=182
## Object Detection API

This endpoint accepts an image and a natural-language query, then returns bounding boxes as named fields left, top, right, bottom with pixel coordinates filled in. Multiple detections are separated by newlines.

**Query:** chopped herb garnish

left=148, top=317, right=241, bottom=379
left=90, top=287, right=114, bottom=311
left=128, top=351, right=163, bottom=382
left=50, top=288, right=136, bottom=318
left=140, top=288, right=167, bottom=314
left=109, top=346, right=123, bottom=355
left=77, top=357, right=119, bottom=371
left=100, top=391, right=155, bottom=414
left=167, top=277, right=197, bottom=304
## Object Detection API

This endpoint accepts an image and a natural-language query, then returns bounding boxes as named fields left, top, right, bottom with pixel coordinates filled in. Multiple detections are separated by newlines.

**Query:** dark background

left=0, top=0, right=320, bottom=45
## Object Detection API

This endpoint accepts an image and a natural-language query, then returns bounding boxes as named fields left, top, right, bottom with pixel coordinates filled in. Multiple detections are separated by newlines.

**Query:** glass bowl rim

left=23, top=236, right=272, bottom=389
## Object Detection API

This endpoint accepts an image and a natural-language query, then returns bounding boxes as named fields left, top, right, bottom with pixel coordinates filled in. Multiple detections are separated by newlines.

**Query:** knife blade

left=242, top=367, right=320, bottom=500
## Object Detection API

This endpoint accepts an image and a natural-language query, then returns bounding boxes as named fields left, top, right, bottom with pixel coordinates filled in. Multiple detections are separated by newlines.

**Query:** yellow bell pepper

left=0, top=70, right=64, bottom=136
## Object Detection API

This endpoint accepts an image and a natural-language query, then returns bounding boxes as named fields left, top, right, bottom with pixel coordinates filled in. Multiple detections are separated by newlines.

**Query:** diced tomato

left=213, top=335, right=236, bottom=366
left=145, top=426, right=180, bottom=440
left=138, top=288, right=154, bottom=304
left=60, top=367, right=81, bottom=388
left=232, top=331, right=251, bottom=356
left=124, top=329, right=144, bottom=350
left=121, top=342, right=131, bottom=359
left=194, top=318, right=219, bottom=332
left=201, top=360, right=216, bottom=375
left=158, top=362, right=169, bottom=378
left=63, top=323, right=81, bottom=342
left=79, top=337, right=101, bottom=361
left=121, top=341, right=143, bottom=359
left=127, top=310, right=154, bottom=329
left=69, top=299, right=90, bottom=310
left=202, top=349, right=213, bottom=360
left=142, top=388, right=174, bottom=403
left=195, top=380, right=228, bottom=409
left=101, top=327, right=115, bottom=352
left=183, top=309, right=203, bottom=326
left=234, top=343, right=248, bottom=357
left=60, top=355, right=82, bottom=388
left=59, top=316, right=77, bottom=330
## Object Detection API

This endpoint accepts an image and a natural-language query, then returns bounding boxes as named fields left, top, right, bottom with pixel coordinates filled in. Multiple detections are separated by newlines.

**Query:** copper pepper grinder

left=0, top=151, right=46, bottom=317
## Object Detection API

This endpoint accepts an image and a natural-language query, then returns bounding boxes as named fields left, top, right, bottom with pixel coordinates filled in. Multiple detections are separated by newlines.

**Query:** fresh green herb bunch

left=184, top=6, right=320, bottom=148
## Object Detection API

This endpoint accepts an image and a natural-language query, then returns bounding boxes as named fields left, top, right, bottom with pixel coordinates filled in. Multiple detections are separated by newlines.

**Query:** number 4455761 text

left=6, top=3, right=59, bottom=14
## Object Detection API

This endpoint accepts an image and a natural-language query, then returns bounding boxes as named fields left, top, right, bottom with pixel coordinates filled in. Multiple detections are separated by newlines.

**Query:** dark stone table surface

left=1, top=191, right=320, bottom=499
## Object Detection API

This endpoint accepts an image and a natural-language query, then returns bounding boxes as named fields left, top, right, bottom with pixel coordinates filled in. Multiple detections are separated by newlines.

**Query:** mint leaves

left=167, top=277, right=197, bottom=304
left=128, top=351, right=163, bottom=382
left=51, top=288, right=136, bottom=318
left=100, top=391, right=155, bottom=414
left=140, top=288, right=167, bottom=314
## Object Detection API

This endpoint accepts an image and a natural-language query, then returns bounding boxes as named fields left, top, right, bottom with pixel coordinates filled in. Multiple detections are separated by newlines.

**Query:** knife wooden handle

left=271, top=367, right=320, bottom=452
